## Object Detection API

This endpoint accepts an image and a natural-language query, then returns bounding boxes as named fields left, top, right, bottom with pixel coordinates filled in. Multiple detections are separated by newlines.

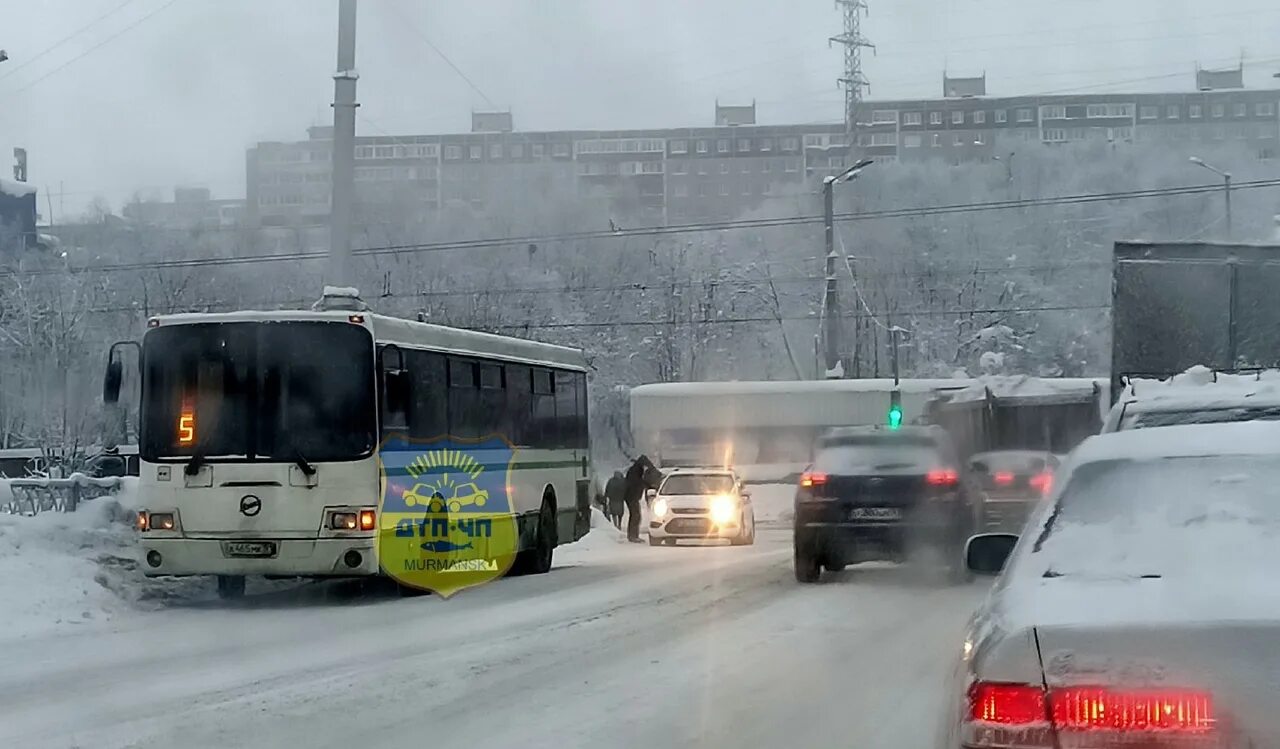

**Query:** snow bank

left=0, top=499, right=140, bottom=641
left=747, top=483, right=795, bottom=524
left=1123, top=365, right=1280, bottom=406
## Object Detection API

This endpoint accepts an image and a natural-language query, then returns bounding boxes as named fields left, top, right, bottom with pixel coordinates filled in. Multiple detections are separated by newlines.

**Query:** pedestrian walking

left=604, top=470, right=626, bottom=529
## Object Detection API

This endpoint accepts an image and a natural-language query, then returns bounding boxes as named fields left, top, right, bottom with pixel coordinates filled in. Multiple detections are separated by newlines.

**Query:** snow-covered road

left=1, top=527, right=984, bottom=749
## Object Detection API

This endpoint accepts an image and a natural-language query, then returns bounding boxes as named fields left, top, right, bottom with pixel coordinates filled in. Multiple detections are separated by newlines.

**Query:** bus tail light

left=329, top=508, right=377, bottom=531
left=330, top=512, right=358, bottom=530
left=358, top=509, right=376, bottom=531
left=137, top=511, right=177, bottom=532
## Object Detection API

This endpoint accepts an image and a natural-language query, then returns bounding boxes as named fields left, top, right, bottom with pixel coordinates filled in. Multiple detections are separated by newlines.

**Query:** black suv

left=792, top=425, right=977, bottom=583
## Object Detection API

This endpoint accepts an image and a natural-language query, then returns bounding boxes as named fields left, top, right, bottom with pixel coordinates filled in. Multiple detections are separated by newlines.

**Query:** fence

left=0, top=473, right=125, bottom=515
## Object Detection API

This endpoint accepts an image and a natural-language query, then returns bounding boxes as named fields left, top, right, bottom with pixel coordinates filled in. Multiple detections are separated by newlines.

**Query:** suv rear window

left=813, top=435, right=946, bottom=475
left=660, top=474, right=735, bottom=495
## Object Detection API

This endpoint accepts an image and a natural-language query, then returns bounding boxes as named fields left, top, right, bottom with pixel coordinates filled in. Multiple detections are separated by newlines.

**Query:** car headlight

left=653, top=497, right=669, bottom=519
left=709, top=495, right=737, bottom=525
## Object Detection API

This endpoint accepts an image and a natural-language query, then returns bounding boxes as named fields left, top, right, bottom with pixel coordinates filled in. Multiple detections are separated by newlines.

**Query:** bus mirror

left=103, top=360, right=123, bottom=404
left=384, top=370, right=410, bottom=414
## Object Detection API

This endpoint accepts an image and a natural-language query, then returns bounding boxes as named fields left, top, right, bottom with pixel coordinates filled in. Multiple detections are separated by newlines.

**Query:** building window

left=1140, top=106, right=1158, bottom=120
left=1016, top=108, right=1034, bottom=122
left=355, top=146, right=375, bottom=159
left=1189, top=104, right=1203, bottom=118
left=903, top=112, right=923, bottom=126
left=973, top=132, right=986, bottom=145
left=717, top=139, right=730, bottom=153
left=871, top=110, right=897, bottom=124
left=951, top=111, right=965, bottom=124
left=1212, top=103, right=1225, bottom=118
left=973, top=111, right=986, bottom=124
left=510, top=144, right=523, bottom=159
left=930, top=112, right=943, bottom=125
left=1260, top=124, right=1276, bottom=139
left=719, top=184, right=729, bottom=196
left=1042, top=105, right=1067, bottom=119
left=1258, top=102, right=1276, bottom=117
left=1167, top=105, right=1180, bottom=119
left=784, top=158, right=798, bottom=172
left=468, top=145, right=482, bottom=160
left=931, top=133, right=941, bottom=147
left=696, top=140, right=709, bottom=153
left=1234, top=102, right=1248, bottom=117
left=759, top=138, right=772, bottom=151
left=374, top=146, right=395, bottom=158
left=953, top=133, right=965, bottom=146
left=444, top=145, right=462, bottom=160
left=737, top=139, right=750, bottom=152
left=719, top=162, right=730, bottom=174
left=552, top=143, right=570, bottom=157
left=741, top=184, right=751, bottom=196
left=671, top=160, right=687, bottom=174
left=1044, top=128, right=1068, bottom=142
left=489, top=144, right=502, bottom=159
left=761, top=160, right=771, bottom=172
left=674, top=184, right=689, bottom=197
left=671, top=139, right=688, bottom=154
left=1212, top=125, right=1225, bottom=140
left=781, top=137, right=799, bottom=151
left=864, top=132, right=895, bottom=146
left=1110, top=126, right=1133, bottom=141
left=995, top=110, right=1007, bottom=123
left=1087, top=103, right=1133, bottom=118
left=740, top=161, right=750, bottom=173
left=903, top=134, right=922, bottom=148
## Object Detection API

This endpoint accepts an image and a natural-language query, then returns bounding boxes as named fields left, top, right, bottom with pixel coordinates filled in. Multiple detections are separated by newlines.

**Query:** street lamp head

left=0, top=50, right=8, bottom=63
left=1189, top=156, right=1204, bottom=165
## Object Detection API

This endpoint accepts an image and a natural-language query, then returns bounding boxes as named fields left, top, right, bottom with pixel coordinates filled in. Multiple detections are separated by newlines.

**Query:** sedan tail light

left=1028, top=471, right=1054, bottom=495
left=992, top=471, right=1016, bottom=487
left=799, top=471, right=828, bottom=489
left=965, top=681, right=1216, bottom=748
left=925, top=468, right=959, bottom=486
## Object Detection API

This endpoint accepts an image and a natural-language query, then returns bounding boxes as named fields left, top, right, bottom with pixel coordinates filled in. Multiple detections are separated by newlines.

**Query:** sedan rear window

left=1121, top=406, right=1280, bottom=430
left=660, top=474, right=734, bottom=495
left=1026, top=455, right=1280, bottom=577
left=813, top=444, right=941, bottom=474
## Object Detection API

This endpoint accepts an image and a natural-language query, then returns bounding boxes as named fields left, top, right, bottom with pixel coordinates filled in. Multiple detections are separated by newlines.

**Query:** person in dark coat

left=623, top=455, right=657, bottom=542
left=604, top=470, right=626, bottom=529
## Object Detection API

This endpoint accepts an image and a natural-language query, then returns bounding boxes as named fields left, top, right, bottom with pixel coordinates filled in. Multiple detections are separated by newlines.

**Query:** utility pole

left=823, top=178, right=840, bottom=377
left=1190, top=156, right=1233, bottom=240
left=329, top=0, right=359, bottom=288
left=820, top=159, right=874, bottom=378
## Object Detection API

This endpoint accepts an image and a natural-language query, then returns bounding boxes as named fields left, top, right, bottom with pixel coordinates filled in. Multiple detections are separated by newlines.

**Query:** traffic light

left=887, top=389, right=903, bottom=430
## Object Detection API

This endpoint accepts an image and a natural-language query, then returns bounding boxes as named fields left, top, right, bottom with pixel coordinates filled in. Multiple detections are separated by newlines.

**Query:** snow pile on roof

left=0, top=499, right=140, bottom=642
left=944, top=375, right=1103, bottom=404
left=0, top=177, right=36, bottom=198
left=1123, top=365, right=1280, bottom=407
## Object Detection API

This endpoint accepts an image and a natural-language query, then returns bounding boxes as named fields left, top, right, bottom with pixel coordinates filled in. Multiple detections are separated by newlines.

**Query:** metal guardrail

left=1, top=473, right=124, bottom=515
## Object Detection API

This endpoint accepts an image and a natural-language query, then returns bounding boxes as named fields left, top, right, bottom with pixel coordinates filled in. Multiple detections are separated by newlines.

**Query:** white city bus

left=108, top=304, right=592, bottom=597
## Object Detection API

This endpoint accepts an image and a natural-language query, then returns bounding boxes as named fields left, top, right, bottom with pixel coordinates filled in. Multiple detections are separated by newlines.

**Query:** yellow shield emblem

left=377, top=435, right=519, bottom=597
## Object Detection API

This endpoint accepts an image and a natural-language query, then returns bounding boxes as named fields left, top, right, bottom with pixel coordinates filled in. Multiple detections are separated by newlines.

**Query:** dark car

left=792, top=425, right=977, bottom=583
left=967, top=450, right=1058, bottom=533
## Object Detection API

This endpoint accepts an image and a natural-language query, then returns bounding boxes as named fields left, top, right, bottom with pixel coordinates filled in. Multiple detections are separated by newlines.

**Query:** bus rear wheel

left=216, top=575, right=245, bottom=600
left=514, top=499, right=556, bottom=575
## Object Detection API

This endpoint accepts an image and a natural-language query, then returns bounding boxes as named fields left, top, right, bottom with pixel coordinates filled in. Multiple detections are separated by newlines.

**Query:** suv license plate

left=849, top=507, right=902, bottom=521
left=222, top=541, right=277, bottom=558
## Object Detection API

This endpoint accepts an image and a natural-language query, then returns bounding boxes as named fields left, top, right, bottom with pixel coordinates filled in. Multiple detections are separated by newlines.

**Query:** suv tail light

left=926, top=468, right=959, bottom=487
left=1028, top=471, right=1053, bottom=495
left=799, top=471, right=828, bottom=489
left=965, top=681, right=1215, bottom=748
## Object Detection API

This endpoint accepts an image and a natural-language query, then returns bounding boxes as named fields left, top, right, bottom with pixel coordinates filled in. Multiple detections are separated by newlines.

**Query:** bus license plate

left=849, top=507, right=901, bottom=521
left=222, top=541, right=277, bottom=558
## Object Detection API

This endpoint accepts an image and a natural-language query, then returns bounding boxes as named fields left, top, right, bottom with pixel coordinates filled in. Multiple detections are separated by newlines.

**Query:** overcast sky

left=2, top=0, right=1278, bottom=215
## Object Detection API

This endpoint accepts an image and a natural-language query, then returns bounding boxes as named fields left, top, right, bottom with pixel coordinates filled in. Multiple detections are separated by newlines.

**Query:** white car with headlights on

left=648, top=468, right=755, bottom=546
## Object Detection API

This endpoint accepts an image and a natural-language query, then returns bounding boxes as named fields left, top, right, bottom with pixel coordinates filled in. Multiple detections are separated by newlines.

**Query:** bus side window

left=529, top=368, right=556, bottom=446
left=554, top=371, right=577, bottom=449
left=406, top=350, right=447, bottom=440
left=447, top=357, right=481, bottom=439
left=506, top=364, right=532, bottom=447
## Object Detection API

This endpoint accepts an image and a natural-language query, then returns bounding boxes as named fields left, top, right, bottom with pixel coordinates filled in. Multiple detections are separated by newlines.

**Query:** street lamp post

left=1190, top=156, right=1233, bottom=239
left=821, top=158, right=874, bottom=378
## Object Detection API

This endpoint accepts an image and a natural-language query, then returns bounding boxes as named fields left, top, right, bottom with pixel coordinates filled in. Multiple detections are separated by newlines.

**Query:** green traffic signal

left=888, top=406, right=903, bottom=429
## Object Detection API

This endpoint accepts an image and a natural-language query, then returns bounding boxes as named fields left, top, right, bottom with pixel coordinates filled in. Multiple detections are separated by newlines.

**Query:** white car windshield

left=660, top=474, right=735, bottom=495
left=1026, top=455, right=1280, bottom=578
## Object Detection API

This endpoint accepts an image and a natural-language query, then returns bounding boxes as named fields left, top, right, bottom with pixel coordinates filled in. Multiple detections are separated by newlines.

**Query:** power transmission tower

left=829, top=0, right=873, bottom=155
